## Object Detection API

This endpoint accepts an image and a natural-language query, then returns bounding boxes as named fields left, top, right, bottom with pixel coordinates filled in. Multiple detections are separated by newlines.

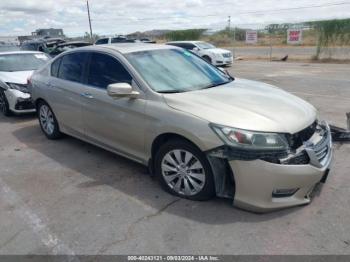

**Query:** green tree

left=165, top=29, right=206, bottom=41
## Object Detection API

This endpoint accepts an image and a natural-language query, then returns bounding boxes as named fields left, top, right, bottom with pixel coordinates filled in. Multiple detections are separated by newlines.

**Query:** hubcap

left=0, top=92, right=6, bottom=113
left=39, top=105, right=55, bottom=135
left=161, top=149, right=205, bottom=196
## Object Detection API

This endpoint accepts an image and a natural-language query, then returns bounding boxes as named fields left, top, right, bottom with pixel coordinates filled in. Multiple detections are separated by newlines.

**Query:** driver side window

left=87, top=53, right=132, bottom=89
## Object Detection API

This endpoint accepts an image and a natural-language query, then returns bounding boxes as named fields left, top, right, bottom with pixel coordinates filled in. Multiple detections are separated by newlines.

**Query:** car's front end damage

left=207, top=121, right=333, bottom=212
left=4, top=83, right=35, bottom=113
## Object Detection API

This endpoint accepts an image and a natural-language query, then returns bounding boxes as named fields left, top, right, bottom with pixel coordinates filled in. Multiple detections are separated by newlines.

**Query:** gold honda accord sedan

left=30, top=44, right=332, bottom=212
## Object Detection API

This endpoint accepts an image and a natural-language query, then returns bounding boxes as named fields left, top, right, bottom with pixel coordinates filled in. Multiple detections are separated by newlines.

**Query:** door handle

left=80, top=92, right=94, bottom=99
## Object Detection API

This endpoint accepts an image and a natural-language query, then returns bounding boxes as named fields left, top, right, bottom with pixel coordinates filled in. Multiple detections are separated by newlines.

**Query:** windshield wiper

left=158, top=90, right=184, bottom=94
left=201, top=81, right=230, bottom=90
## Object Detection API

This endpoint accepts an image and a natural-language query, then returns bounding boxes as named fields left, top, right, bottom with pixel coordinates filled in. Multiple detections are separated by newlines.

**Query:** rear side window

left=184, top=43, right=196, bottom=50
left=51, top=58, right=61, bottom=77
left=167, top=43, right=183, bottom=48
left=87, top=53, right=132, bottom=89
left=167, top=43, right=194, bottom=50
left=58, top=53, right=88, bottom=83
left=111, top=38, right=125, bottom=43
left=95, top=38, right=108, bottom=45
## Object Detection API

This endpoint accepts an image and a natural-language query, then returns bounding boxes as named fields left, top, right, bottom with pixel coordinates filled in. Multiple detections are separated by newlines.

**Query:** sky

left=0, top=0, right=350, bottom=36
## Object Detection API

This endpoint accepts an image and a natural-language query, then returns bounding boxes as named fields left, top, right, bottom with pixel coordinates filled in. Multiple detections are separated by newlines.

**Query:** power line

left=237, top=1, right=350, bottom=14
left=93, top=1, right=350, bottom=22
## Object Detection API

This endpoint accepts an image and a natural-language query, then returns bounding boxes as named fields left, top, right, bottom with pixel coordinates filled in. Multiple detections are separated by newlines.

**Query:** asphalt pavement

left=0, top=61, right=349, bottom=255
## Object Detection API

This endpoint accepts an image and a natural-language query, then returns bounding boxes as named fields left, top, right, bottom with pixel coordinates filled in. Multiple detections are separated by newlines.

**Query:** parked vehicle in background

left=20, top=39, right=47, bottom=52
left=140, top=38, right=156, bottom=44
left=166, top=41, right=233, bottom=66
left=49, top=41, right=92, bottom=57
left=30, top=44, right=332, bottom=212
left=20, top=38, right=65, bottom=53
left=0, top=51, right=50, bottom=116
left=95, top=36, right=136, bottom=45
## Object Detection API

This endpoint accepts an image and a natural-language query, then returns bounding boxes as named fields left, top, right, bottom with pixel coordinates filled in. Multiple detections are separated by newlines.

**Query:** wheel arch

left=148, top=132, right=204, bottom=175
left=35, top=97, right=48, bottom=110
left=151, top=132, right=202, bottom=159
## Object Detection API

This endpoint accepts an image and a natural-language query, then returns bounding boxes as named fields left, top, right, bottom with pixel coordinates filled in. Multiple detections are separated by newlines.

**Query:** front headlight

left=210, top=124, right=289, bottom=150
left=6, top=82, right=29, bottom=93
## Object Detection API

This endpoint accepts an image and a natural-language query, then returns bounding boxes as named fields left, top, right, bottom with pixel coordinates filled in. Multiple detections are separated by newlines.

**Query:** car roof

left=166, top=41, right=202, bottom=44
left=76, top=43, right=178, bottom=54
left=0, top=51, right=45, bottom=55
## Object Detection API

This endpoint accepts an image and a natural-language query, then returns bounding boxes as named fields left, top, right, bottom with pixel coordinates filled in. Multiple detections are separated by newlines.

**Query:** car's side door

left=47, top=52, right=89, bottom=136
left=81, top=52, right=147, bottom=162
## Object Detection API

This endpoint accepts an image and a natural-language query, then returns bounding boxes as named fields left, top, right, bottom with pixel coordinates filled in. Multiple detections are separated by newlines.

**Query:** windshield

left=126, top=49, right=232, bottom=93
left=196, top=42, right=216, bottom=49
left=0, top=53, right=50, bottom=72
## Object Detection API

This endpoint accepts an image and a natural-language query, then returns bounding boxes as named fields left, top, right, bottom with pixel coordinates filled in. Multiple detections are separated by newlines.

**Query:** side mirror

left=107, top=83, right=139, bottom=99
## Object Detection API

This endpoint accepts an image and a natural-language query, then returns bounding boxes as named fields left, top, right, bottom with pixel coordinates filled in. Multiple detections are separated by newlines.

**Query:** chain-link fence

left=191, top=22, right=350, bottom=61
left=1, top=19, right=349, bottom=61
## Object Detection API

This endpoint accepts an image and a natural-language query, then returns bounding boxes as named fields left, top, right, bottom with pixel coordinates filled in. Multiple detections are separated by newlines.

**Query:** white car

left=0, top=51, right=50, bottom=116
left=166, top=41, right=233, bottom=66
left=95, top=36, right=136, bottom=45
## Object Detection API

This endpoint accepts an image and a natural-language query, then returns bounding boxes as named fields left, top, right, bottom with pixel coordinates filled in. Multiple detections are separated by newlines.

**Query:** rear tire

left=37, top=101, right=62, bottom=139
left=0, top=89, right=12, bottom=117
left=155, top=139, right=215, bottom=201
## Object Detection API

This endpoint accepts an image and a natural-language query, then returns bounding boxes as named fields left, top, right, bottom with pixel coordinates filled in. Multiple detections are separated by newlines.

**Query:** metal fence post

left=269, top=30, right=273, bottom=61
left=233, top=26, right=236, bottom=59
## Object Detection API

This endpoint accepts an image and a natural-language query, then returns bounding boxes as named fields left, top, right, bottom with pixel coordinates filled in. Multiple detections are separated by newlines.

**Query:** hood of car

left=208, top=48, right=231, bottom=55
left=0, top=70, right=34, bottom=85
left=163, top=78, right=317, bottom=134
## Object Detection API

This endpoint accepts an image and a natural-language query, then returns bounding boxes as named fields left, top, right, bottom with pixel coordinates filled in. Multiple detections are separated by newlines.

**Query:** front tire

left=155, top=139, right=215, bottom=201
left=0, top=89, right=12, bottom=117
left=37, top=101, right=62, bottom=139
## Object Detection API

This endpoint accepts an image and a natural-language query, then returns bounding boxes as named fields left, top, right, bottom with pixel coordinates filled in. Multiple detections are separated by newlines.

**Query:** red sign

left=287, top=29, right=302, bottom=44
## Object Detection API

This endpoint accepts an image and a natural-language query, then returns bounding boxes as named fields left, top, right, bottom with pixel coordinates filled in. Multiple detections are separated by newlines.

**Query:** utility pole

left=86, top=0, right=93, bottom=42
left=228, top=15, right=236, bottom=59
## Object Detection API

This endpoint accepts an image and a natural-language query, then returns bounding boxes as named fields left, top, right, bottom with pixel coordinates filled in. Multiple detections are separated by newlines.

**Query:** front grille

left=288, top=121, right=317, bottom=149
left=312, top=131, right=329, bottom=164
left=316, top=145, right=328, bottom=162
left=282, top=151, right=310, bottom=165
left=15, top=100, right=35, bottom=110
left=223, top=53, right=232, bottom=58
left=282, top=121, right=331, bottom=167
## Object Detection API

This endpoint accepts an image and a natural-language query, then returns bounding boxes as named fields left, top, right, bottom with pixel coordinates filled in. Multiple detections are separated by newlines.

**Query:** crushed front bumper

left=5, top=89, right=35, bottom=113
left=208, top=121, right=333, bottom=212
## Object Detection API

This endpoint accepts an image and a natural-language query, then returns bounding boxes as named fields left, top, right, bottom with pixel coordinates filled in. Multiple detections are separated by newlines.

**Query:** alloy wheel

left=39, top=104, right=55, bottom=135
left=161, top=149, right=206, bottom=196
